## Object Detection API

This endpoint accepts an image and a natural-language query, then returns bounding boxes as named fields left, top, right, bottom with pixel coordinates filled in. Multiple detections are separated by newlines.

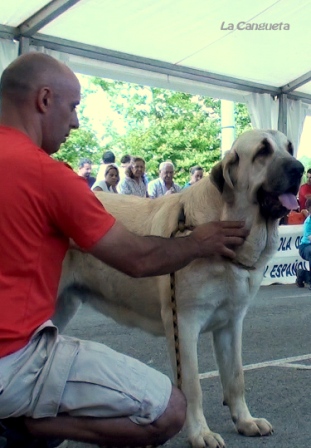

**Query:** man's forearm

left=128, top=234, right=199, bottom=277
left=89, top=220, right=247, bottom=278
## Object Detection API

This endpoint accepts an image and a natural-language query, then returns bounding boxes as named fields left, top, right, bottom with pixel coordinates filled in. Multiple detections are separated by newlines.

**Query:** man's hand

left=190, top=221, right=248, bottom=260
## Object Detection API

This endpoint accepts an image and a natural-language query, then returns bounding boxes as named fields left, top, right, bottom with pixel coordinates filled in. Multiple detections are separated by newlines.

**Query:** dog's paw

left=236, top=417, right=273, bottom=437
left=189, top=430, right=226, bottom=448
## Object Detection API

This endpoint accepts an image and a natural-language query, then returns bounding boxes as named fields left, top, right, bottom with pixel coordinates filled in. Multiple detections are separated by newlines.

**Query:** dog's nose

left=291, top=160, right=304, bottom=178
left=285, top=160, right=304, bottom=184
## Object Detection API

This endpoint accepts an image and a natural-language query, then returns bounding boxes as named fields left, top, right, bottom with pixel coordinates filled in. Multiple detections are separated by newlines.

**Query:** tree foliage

left=54, top=76, right=252, bottom=184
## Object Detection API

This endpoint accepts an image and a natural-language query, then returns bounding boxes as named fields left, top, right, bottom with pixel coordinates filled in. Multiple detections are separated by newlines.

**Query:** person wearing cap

left=96, top=150, right=116, bottom=181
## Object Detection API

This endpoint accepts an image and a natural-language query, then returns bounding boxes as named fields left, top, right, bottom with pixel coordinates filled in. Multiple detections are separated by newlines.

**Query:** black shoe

left=296, top=269, right=305, bottom=288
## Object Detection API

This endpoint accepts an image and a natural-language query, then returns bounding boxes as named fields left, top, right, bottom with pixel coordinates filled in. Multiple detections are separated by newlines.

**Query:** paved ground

left=63, top=283, right=311, bottom=448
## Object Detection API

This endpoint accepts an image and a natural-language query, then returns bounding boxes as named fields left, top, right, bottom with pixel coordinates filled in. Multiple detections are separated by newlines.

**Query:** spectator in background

left=148, top=161, right=181, bottom=199
left=296, top=198, right=311, bottom=287
left=77, top=157, right=96, bottom=188
left=119, top=154, right=132, bottom=181
left=96, top=150, right=116, bottom=181
left=92, top=164, right=119, bottom=193
left=183, top=165, right=204, bottom=188
left=298, top=168, right=311, bottom=210
left=118, top=156, right=148, bottom=197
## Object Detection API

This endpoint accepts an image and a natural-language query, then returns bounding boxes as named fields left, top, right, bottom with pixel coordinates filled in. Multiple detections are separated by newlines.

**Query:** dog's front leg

left=162, top=308, right=226, bottom=448
left=213, top=319, right=273, bottom=437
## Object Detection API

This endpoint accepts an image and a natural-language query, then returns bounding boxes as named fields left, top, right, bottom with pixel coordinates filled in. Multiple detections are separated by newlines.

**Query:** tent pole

left=18, top=37, right=30, bottom=55
left=221, top=100, right=235, bottom=158
left=278, top=94, right=287, bottom=135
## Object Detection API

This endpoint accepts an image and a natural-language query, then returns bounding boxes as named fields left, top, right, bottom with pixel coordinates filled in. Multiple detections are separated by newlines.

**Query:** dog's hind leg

left=213, top=318, right=273, bottom=438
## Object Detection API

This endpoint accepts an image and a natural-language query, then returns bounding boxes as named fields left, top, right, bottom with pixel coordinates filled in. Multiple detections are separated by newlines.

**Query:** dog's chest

left=176, top=261, right=262, bottom=332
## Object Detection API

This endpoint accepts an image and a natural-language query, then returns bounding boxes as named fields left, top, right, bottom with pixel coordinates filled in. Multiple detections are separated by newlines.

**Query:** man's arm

left=88, top=220, right=248, bottom=278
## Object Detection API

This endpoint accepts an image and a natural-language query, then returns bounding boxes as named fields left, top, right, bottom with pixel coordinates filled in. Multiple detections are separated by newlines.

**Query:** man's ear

left=37, top=87, right=51, bottom=113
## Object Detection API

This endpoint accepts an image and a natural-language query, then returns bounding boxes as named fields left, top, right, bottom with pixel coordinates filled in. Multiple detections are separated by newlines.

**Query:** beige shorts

left=0, top=321, right=172, bottom=425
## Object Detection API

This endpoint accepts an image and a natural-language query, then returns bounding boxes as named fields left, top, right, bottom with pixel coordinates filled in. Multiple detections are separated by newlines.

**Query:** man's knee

left=150, top=385, right=186, bottom=445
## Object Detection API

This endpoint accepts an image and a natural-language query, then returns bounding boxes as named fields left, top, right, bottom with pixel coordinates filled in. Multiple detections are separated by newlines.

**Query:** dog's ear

left=210, top=151, right=239, bottom=203
left=210, top=160, right=225, bottom=193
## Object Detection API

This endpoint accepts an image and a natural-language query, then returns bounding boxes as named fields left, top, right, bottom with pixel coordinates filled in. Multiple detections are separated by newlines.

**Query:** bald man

left=0, top=53, right=248, bottom=448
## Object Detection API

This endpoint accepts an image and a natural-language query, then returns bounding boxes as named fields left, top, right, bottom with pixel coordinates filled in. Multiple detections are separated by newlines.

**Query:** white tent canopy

left=1, top=0, right=311, bottom=154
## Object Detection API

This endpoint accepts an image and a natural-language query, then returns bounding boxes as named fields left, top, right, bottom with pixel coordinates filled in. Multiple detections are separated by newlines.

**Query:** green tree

left=53, top=128, right=102, bottom=169
left=235, top=103, right=252, bottom=136
left=93, top=79, right=251, bottom=184
left=53, top=76, right=252, bottom=184
left=53, top=78, right=103, bottom=171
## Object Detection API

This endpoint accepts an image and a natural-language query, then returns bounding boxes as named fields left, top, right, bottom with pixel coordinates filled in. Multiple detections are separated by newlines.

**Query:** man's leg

left=25, top=386, right=186, bottom=447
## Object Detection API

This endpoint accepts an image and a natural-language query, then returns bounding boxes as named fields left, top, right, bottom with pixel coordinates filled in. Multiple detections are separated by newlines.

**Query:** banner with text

left=262, top=225, right=308, bottom=286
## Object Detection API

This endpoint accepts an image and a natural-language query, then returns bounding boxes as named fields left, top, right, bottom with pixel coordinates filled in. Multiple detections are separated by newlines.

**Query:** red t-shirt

left=0, top=126, right=116, bottom=357
left=299, top=183, right=311, bottom=210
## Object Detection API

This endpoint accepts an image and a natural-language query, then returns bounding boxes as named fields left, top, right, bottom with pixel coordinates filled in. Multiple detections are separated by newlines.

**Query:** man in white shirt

left=148, top=161, right=181, bottom=199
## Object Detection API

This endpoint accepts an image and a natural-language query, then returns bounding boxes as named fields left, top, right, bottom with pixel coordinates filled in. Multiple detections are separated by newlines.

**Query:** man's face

left=307, top=173, right=311, bottom=184
left=160, top=165, right=174, bottom=185
left=79, top=163, right=92, bottom=178
left=41, top=71, right=80, bottom=155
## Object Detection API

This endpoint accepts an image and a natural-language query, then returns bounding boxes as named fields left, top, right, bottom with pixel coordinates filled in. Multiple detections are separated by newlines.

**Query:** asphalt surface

left=64, top=283, right=311, bottom=448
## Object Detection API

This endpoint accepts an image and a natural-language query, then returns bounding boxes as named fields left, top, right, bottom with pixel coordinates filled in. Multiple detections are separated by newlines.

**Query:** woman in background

left=183, top=165, right=204, bottom=188
left=92, top=164, right=119, bottom=193
left=118, top=157, right=148, bottom=197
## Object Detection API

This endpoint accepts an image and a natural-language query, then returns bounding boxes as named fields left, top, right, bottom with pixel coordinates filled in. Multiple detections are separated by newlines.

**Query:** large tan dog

left=55, top=130, right=303, bottom=448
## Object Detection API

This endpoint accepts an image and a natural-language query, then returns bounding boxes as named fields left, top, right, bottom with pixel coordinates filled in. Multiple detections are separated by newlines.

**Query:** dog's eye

left=252, top=139, right=273, bottom=163
left=287, top=141, right=294, bottom=156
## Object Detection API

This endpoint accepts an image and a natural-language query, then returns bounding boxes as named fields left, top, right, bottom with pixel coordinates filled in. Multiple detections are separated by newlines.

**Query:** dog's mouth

left=257, top=187, right=299, bottom=220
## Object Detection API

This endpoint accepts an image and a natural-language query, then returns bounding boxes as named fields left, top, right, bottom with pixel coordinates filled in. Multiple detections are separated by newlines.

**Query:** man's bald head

left=0, top=52, right=81, bottom=155
left=0, top=52, right=76, bottom=103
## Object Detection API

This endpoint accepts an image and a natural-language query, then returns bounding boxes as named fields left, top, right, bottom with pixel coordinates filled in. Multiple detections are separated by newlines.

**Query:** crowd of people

left=78, top=152, right=205, bottom=199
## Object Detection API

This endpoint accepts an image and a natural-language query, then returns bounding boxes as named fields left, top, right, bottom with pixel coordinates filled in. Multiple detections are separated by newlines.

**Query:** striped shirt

left=118, top=177, right=148, bottom=197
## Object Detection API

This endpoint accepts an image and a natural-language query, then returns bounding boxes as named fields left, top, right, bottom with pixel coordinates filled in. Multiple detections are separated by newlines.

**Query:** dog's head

left=210, top=130, right=304, bottom=220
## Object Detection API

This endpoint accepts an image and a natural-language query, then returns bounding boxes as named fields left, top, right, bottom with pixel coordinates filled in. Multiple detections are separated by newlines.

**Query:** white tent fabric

left=287, top=100, right=309, bottom=155
left=245, top=93, right=279, bottom=130
left=28, top=44, right=248, bottom=102
left=0, top=39, right=18, bottom=75
left=2, top=0, right=311, bottom=149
